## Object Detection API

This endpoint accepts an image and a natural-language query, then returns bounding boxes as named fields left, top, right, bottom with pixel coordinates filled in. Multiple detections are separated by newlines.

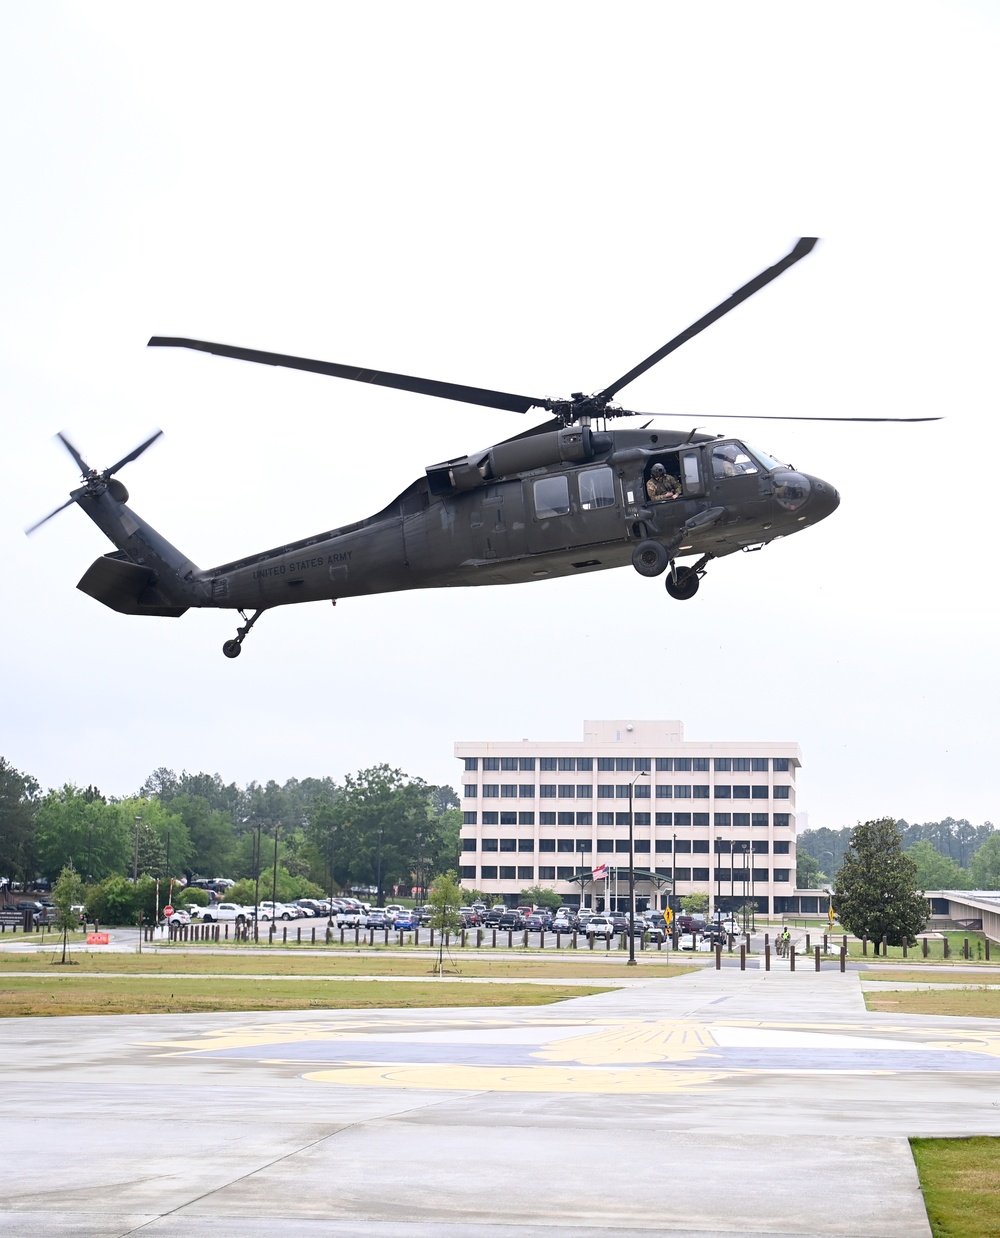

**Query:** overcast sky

left=2, top=1, right=996, bottom=832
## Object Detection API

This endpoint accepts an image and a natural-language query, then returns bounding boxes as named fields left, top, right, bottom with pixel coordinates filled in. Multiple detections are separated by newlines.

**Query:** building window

left=597, top=757, right=615, bottom=771
left=462, top=838, right=476, bottom=851
left=576, top=784, right=593, bottom=798
left=714, top=758, right=732, bottom=772
left=615, top=840, right=629, bottom=853
left=773, top=841, right=790, bottom=855
left=674, top=785, right=691, bottom=799
left=517, top=866, right=534, bottom=881
left=499, top=838, right=516, bottom=852
left=538, top=866, right=555, bottom=880
left=518, top=839, right=535, bottom=852
left=635, top=757, right=652, bottom=772
left=655, top=867, right=672, bottom=877
left=715, top=785, right=731, bottom=799
left=480, top=866, right=497, bottom=880
left=500, top=784, right=517, bottom=798
left=577, top=839, right=592, bottom=852
left=692, top=839, right=710, bottom=853
left=464, top=785, right=478, bottom=798
left=500, top=757, right=518, bottom=770
left=499, top=866, right=516, bottom=880
left=482, top=812, right=498, bottom=825
left=674, top=839, right=691, bottom=853
left=752, top=758, right=769, bottom=772
left=752, top=868, right=769, bottom=883
left=539, top=839, right=556, bottom=852
left=634, top=839, right=651, bottom=853
left=693, top=758, right=709, bottom=771
left=656, top=784, right=672, bottom=798
left=576, top=812, right=592, bottom=826
left=500, top=812, right=517, bottom=825
left=773, top=786, right=790, bottom=799
left=519, top=757, right=536, bottom=771
left=633, top=783, right=650, bottom=799
left=733, top=785, right=750, bottom=799
left=519, top=785, right=534, bottom=798
left=635, top=812, right=650, bottom=826
left=693, top=813, right=709, bottom=826
left=732, top=758, right=750, bottom=772
left=733, top=814, right=750, bottom=828
left=556, top=866, right=575, bottom=880
left=463, top=812, right=478, bottom=825
left=558, top=785, right=575, bottom=798
left=483, top=757, right=499, bottom=771
left=773, top=869, right=790, bottom=883
left=558, top=812, right=574, bottom=825
left=774, top=814, right=790, bottom=827
left=715, top=868, right=731, bottom=882
left=655, top=813, right=672, bottom=826
left=773, top=758, right=790, bottom=772
left=557, top=839, right=574, bottom=853
left=615, top=757, right=633, bottom=771
left=596, top=839, right=614, bottom=853
left=483, top=784, right=499, bottom=798
left=752, top=840, right=769, bottom=854
left=674, top=758, right=692, bottom=772
left=693, top=785, right=709, bottom=798
left=481, top=838, right=498, bottom=852
left=674, top=813, right=691, bottom=827
left=615, top=813, right=631, bottom=826
left=655, top=839, right=672, bottom=852
left=519, top=812, right=535, bottom=825
left=459, top=866, right=476, bottom=879
left=692, top=867, right=709, bottom=881
left=540, top=785, right=556, bottom=798
left=752, top=786, right=768, bottom=799
left=714, top=813, right=731, bottom=827
left=597, top=812, right=614, bottom=826
left=674, top=867, right=691, bottom=881
left=715, top=839, right=731, bottom=854
left=540, top=757, right=557, bottom=771
left=752, top=813, right=768, bottom=828
left=655, top=757, right=672, bottom=771
left=598, top=785, right=614, bottom=799
left=540, top=812, right=556, bottom=826
left=464, top=757, right=479, bottom=771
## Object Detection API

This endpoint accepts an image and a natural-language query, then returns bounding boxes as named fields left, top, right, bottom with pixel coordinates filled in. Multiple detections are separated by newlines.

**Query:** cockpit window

left=712, top=442, right=759, bottom=478
left=747, top=445, right=786, bottom=471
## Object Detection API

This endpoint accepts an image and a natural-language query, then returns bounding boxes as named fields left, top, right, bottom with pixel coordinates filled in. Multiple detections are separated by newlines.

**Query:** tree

left=796, top=851, right=824, bottom=888
left=681, top=892, right=709, bottom=914
left=427, top=869, right=463, bottom=973
left=51, top=864, right=86, bottom=964
left=519, top=885, right=562, bottom=912
left=905, top=840, right=966, bottom=890
left=832, top=818, right=927, bottom=950
left=968, top=832, right=1000, bottom=888
left=0, top=757, right=40, bottom=884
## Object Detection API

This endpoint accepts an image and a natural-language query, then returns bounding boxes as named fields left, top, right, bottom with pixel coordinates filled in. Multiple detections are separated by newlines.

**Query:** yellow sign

left=664, top=907, right=673, bottom=926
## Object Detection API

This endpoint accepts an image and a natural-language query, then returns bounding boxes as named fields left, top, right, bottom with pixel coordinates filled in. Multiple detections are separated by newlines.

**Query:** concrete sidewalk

left=3, top=964, right=995, bottom=1236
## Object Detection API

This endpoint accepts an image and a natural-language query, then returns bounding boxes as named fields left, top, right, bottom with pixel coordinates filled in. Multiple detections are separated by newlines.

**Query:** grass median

left=864, top=989, right=1000, bottom=1018
left=911, top=1137, right=1000, bottom=1238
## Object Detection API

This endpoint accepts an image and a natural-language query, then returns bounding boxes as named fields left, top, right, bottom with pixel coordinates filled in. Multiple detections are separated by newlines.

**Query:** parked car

left=524, top=915, right=548, bottom=932
left=498, top=910, right=524, bottom=930
left=585, top=916, right=619, bottom=940
left=162, top=909, right=192, bottom=927
left=257, top=901, right=299, bottom=921
left=483, top=906, right=506, bottom=927
left=199, top=902, right=253, bottom=925
left=394, top=911, right=420, bottom=930
left=550, top=916, right=574, bottom=933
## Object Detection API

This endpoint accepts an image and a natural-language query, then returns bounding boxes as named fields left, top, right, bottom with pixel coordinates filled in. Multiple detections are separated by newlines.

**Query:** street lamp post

left=375, top=827, right=385, bottom=907
left=271, top=822, right=281, bottom=913
left=627, top=771, right=650, bottom=967
left=133, top=816, right=142, bottom=882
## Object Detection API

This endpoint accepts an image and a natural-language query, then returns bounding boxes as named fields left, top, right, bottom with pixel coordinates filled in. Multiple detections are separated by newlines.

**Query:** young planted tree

left=51, top=863, right=86, bottom=965
left=427, top=869, right=464, bottom=975
left=832, top=818, right=927, bottom=951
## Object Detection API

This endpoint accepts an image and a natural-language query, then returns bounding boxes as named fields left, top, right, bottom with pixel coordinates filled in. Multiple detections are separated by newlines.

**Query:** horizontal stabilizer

left=77, top=554, right=189, bottom=617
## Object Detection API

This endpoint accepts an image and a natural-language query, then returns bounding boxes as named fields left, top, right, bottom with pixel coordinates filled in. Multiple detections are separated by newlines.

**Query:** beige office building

left=456, top=719, right=800, bottom=914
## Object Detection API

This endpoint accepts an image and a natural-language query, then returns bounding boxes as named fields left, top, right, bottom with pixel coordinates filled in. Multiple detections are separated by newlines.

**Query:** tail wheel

left=631, top=539, right=669, bottom=577
left=665, top=565, right=700, bottom=600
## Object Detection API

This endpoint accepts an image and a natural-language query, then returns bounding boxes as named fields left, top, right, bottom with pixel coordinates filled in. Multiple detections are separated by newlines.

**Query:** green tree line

left=0, top=756, right=461, bottom=903
left=796, top=816, right=999, bottom=890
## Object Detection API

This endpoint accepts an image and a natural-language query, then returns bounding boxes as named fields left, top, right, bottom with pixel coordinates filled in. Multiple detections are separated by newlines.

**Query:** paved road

left=1, top=963, right=999, bottom=1236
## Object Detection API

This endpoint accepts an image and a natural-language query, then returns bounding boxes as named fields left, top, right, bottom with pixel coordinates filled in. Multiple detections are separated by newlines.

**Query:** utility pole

left=627, top=771, right=649, bottom=966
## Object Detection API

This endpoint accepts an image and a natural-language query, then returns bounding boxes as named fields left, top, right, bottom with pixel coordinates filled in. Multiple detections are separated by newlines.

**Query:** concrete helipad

left=1, top=963, right=998, bottom=1236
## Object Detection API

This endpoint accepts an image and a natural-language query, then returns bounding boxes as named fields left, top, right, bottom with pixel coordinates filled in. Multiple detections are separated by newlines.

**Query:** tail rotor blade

left=104, top=429, right=163, bottom=477
left=25, top=497, right=77, bottom=535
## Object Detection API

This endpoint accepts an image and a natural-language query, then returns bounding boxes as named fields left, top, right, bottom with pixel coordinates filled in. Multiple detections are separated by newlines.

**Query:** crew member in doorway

left=646, top=462, right=681, bottom=502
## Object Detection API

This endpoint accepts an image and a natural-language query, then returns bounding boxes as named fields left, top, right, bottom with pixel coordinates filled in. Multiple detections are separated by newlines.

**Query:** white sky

left=1, top=0, right=996, bottom=831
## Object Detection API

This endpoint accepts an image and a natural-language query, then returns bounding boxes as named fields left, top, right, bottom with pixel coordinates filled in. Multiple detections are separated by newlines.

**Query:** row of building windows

left=460, top=866, right=792, bottom=882
left=462, top=811, right=792, bottom=828
left=465, top=784, right=792, bottom=800
left=465, top=837, right=791, bottom=854
left=465, top=756, right=791, bottom=772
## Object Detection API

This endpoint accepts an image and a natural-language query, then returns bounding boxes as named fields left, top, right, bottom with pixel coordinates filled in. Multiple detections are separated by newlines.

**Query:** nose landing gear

left=222, top=608, right=266, bottom=658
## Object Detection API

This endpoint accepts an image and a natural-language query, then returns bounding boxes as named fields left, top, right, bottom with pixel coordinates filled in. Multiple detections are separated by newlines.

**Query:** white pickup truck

left=197, top=902, right=254, bottom=925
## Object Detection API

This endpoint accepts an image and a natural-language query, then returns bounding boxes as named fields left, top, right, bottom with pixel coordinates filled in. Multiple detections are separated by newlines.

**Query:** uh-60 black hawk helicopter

left=30, top=237, right=936, bottom=658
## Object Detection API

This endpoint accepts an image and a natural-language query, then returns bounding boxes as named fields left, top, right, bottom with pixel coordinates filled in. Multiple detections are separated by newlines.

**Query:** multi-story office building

left=456, top=719, right=800, bottom=914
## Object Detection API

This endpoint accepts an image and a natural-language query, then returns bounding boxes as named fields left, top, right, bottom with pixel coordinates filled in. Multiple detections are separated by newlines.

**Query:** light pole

left=375, top=827, right=385, bottom=906
left=133, top=816, right=142, bottom=882
left=627, top=771, right=650, bottom=966
left=271, top=822, right=281, bottom=913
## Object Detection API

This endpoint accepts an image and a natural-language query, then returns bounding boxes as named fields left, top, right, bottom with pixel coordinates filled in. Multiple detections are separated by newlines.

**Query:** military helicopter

left=29, top=237, right=936, bottom=658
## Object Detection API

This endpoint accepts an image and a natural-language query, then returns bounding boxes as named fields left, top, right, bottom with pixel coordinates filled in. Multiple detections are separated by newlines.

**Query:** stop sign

left=163, top=905, right=174, bottom=916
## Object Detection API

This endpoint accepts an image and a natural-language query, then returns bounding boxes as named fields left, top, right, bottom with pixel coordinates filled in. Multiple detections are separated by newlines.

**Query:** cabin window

left=533, top=476, right=570, bottom=518
left=579, top=466, right=615, bottom=509
left=681, top=451, right=702, bottom=489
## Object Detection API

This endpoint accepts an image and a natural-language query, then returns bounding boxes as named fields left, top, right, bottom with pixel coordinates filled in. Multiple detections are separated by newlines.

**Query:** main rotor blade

left=148, top=337, right=546, bottom=415
left=629, top=410, right=941, bottom=423
left=25, top=497, right=76, bottom=535
left=56, top=431, right=91, bottom=477
left=598, top=237, right=819, bottom=402
left=104, top=429, right=163, bottom=477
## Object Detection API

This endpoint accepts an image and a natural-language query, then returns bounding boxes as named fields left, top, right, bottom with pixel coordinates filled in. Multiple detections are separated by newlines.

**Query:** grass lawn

left=861, top=971, right=1000, bottom=986
left=0, top=951, right=695, bottom=980
left=864, top=990, right=1000, bottom=1018
left=911, top=1137, right=1000, bottom=1238
left=0, top=974, right=612, bottom=1017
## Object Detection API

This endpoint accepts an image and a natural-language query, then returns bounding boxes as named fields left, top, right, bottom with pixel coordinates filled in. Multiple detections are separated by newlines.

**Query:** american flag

left=592, top=863, right=608, bottom=881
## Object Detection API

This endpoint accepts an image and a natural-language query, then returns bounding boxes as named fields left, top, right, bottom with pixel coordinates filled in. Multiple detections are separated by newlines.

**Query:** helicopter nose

left=809, top=476, right=840, bottom=523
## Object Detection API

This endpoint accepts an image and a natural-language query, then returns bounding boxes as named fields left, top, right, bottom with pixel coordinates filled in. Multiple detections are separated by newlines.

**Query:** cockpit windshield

left=746, top=445, right=788, bottom=471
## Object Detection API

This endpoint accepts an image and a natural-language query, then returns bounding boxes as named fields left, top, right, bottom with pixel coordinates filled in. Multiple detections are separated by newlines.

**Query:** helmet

left=651, top=463, right=666, bottom=477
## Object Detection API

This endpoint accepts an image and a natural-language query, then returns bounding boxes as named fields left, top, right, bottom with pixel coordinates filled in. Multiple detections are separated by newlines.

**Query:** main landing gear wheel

left=631, top=539, right=670, bottom=577
left=222, top=639, right=242, bottom=659
left=665, top=565, right=700, bottom=600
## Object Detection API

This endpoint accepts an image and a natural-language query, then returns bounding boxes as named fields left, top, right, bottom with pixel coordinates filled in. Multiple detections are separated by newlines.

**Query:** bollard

left=311, top=927, right=315, bottom=945
left=540, top=931, right=546, bottom=950
left=944, top=938, right=950, bottom=959
left=823, top=933, right=828, bottom=953
left=862, top=938, right=868, bottom=956
left=326, top=927, right=332, bottom=944
left=384, top=927, right=389, bottom=945
left=815, top=946, right=821, bottom=972
left=281, top=926, right=287, bottom=944
left=492, top=929, right=497, bottom=948
left=882, top=935, right=888, bottom=956
left=461, top=929, right=467, bottom=948
left=523, top=930, right=529, bottom=949
left=605, top=933, right=611, bottom=952
left=588, top=932, right=594, bottom=950
left=672, top=929, right=679, bottom=950
left=430, top=928, right=435, bottom=947
left=902, top=940, right=907, bottom=958
left=297, top=927, right=301, bottom=944
left=415, top=928, right=420, bottom=946
left=964, top=938, right=969, bottom=960
left=477, top=929, right=483, bottom=947
left=922, top=936, right=928, bottom=958
left=790, top=944, right=796, bottom=972
left=572, top=930, right=578, bottom=950
left=727, top=934, right=733, bottom=954
left=555, top=931, right=560, bottom=949
left=398, top=930, right=404, bottom=947
left=806, top=933, right=811, bottom=952
left=507, top=930, right=513, bottom=948
left=715, top=943, right=722, bottom=970
left=840, top=945, right=846, bottom=972
left=740, top=943, right=746, bottom=971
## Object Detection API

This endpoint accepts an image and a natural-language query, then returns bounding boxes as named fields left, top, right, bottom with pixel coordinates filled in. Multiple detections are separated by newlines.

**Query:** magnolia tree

left=833, top=818, right=927, bottom=950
